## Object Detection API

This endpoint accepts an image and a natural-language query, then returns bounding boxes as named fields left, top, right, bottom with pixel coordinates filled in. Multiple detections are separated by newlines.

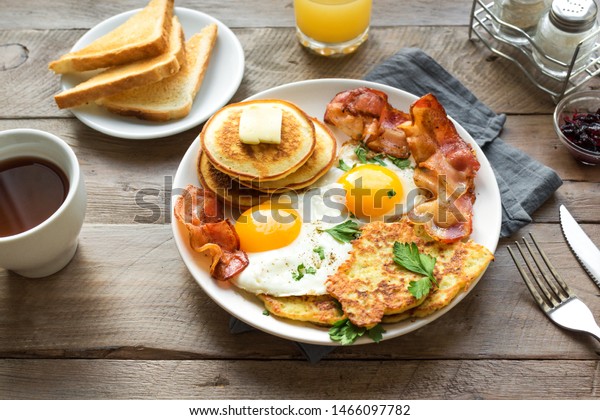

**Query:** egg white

left=231, top=190, right=352, bottom=296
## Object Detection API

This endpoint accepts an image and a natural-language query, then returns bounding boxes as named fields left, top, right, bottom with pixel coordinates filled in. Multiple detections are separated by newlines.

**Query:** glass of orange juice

left=293, top=0, right=372, bottom=57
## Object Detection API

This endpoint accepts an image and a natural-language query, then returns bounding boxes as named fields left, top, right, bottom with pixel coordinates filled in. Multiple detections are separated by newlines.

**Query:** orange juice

left=294, top=0, right=372, bottom=44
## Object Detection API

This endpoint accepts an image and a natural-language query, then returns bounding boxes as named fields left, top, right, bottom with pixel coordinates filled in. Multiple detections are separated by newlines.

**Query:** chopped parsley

left=369, top=153, right=387, bottom=166
left=352, top=142, right=414, bottom=169
left=388, top=155, right=412, bottom=169
left=387, top=189, right=397, bottom=198
left=392, top=242, right=438, bottom=299
left=329, top=319, right=386, bottom=345
left=337, top=159, right=352, bottom=172
left=313, top=246, right=326, bottom=260
left=262, top=310, right=270, bottom=316
left=292, top=263, right=317, bottom=281
left=354, top=143, right=369, bottom=163
left=318, top=220, right=361, bottom=243
left=354, top=142, right=387, bottom=166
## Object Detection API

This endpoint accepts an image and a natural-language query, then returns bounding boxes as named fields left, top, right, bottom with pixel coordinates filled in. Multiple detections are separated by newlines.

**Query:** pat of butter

left=239, top=105, right=283, bottom=145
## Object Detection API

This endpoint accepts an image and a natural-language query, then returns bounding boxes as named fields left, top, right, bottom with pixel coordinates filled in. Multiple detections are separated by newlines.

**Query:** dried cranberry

left=560, top=108, right=600, bottom=153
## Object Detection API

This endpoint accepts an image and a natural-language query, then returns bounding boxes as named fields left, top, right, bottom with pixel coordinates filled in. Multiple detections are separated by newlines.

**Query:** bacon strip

left=324, top=87, right=411, bottom=158
left=401, top=93, right=480, bottom=243
left=324, top=88, right=480, bottom=242
left=174, top=184, right=248, bottom=280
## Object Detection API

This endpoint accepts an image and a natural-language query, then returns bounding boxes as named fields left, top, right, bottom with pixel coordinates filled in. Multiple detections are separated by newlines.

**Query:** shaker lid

left=550, top=0, right=598, bottom=33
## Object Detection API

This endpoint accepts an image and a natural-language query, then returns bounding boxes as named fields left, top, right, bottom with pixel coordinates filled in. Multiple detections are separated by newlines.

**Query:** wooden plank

left=533, top=181, right=600, bottom=224
left=0, top=115, right=595, bottom=225
left=500, top=115, right=600, bottom=183
left=5, top=26, right=596, bottom=119
left=1, top=223, right=599, bottom=360
left=0, top=0, right=474, bottom=30
left=0, top=29, right=62, bottom=118
left=0, top=359, right=598, bottom=399
left=0, top=118, right=197, bottom=225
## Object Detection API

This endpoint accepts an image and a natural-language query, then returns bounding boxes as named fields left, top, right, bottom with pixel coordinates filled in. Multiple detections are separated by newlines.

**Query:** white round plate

left=172, top=79, right=501, bottom=346
left=60, top=7, right=244, bottom=140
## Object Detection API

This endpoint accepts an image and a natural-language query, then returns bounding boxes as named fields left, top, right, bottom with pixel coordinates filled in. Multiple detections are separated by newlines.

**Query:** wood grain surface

left=0, top=0, right=473, bottom=29
left=1, top=360, right=598, bottom=399
left=0, top=26, right=565, bottom=118
left=1, top=0, right=600, bottom=400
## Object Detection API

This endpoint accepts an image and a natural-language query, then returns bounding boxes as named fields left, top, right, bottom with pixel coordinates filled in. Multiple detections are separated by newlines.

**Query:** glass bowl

left=553, top=90, right=600, bottom=165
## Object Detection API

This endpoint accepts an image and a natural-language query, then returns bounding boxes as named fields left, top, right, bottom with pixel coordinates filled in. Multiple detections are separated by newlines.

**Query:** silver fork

left=507, top=233, right=600, bottom=343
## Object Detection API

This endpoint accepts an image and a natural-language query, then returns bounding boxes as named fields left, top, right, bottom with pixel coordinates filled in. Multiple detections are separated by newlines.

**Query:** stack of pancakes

left=199, top=99, right=337, bottom=208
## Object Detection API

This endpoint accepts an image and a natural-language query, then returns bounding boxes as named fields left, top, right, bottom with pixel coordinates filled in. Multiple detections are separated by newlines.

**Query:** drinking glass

left=294, top=0, right=372, bottom=57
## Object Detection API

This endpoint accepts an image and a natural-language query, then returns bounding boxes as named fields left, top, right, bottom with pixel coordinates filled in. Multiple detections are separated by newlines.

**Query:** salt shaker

left=532, top=0, right=599, bottom=77
left=493, top=0, right=552, bottom=44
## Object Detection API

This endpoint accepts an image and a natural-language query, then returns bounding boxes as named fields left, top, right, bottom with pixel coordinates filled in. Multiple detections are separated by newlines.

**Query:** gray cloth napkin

left=230, top=47, right=563, bottom=362
left=365, top=47, right=563, bottom=237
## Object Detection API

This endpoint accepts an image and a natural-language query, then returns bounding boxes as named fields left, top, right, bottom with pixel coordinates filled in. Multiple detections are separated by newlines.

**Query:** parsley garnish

left=392, top=242, right=438, bottom=299
left=262, top=310, right=270, bottom=316
left=313, top=246, right=325, bottom=260
left=318, top=220, right=361, bottom=243
left=329, top=319, right=386, bottom=345
left=292, top=264, right=305, bottom=281
left=292, top=263, right=317, bottom=281
left=337, top=159, right=352, bottom=172
left=354, top=143, right=369, bottom=163
left=369, top=153, right=387, bottom=166
left=387, top=189, right=396, bottom=198
left=354, top=141, right=415, bottom=169
left=367, top=324, right=386, bottom=343
left=354, top=143, right=387, bottom=166
left=388, top=155, right=412, bottom=169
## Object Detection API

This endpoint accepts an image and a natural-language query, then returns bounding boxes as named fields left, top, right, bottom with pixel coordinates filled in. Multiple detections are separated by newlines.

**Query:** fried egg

left=316, top=142, right=422, bottom=222
left=230, top=141, right=424, bottom=298
left=232, top=197, right=352, bottom=296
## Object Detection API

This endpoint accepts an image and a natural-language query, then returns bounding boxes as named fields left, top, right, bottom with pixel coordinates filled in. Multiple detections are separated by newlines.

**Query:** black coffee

left=0, top=157, right=69, bottom=237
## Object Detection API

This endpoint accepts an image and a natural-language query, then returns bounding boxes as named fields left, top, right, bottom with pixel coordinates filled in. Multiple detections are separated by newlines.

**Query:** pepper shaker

left=532, top=0, right=599, bottom=77
left=493, top=0, right=552, bottom=44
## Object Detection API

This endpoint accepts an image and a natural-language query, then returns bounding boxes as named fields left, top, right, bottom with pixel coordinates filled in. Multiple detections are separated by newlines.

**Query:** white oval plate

left=60, top=7, right=244, bottom=140
left=172, top=78, right=501, bottom=346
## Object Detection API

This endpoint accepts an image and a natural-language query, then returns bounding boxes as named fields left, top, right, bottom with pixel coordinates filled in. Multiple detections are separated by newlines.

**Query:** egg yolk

left=235, top=203, right=302, bottom=252
left=338, top=164, right=403, bottom=218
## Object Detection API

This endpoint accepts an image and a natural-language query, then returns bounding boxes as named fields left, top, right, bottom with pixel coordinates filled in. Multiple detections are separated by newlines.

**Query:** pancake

left=201, top=99, right=316, bottom=182
left=239, top=118, right=337, bottom=192
left=326, top=219, right=494, bottom=328
left=197, top=150, right=267, bottom=210
left=258, top=294, right=344, bottom=326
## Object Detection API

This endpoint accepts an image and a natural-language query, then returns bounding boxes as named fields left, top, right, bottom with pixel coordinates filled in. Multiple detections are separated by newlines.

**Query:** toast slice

left=97, top=24, right=218, bottom=121
left=54, top=16, right=185, bottom=109
left=49, top=0, right=174, bottom=74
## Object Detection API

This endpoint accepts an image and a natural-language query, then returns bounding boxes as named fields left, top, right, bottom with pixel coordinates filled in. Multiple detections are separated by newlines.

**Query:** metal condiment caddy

left=469, top=0, right=600, bottom=102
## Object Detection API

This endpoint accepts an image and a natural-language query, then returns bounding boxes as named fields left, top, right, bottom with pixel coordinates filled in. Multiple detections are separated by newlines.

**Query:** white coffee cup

left=0, top=129, right=86, bottom=278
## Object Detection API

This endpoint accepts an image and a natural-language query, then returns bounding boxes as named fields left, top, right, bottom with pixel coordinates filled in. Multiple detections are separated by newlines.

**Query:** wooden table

left=1, top=0, right=599, bottom=400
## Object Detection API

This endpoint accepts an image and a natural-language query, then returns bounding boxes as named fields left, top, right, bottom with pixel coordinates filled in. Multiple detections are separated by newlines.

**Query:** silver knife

left=559, top=204, right=600, bottom=290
